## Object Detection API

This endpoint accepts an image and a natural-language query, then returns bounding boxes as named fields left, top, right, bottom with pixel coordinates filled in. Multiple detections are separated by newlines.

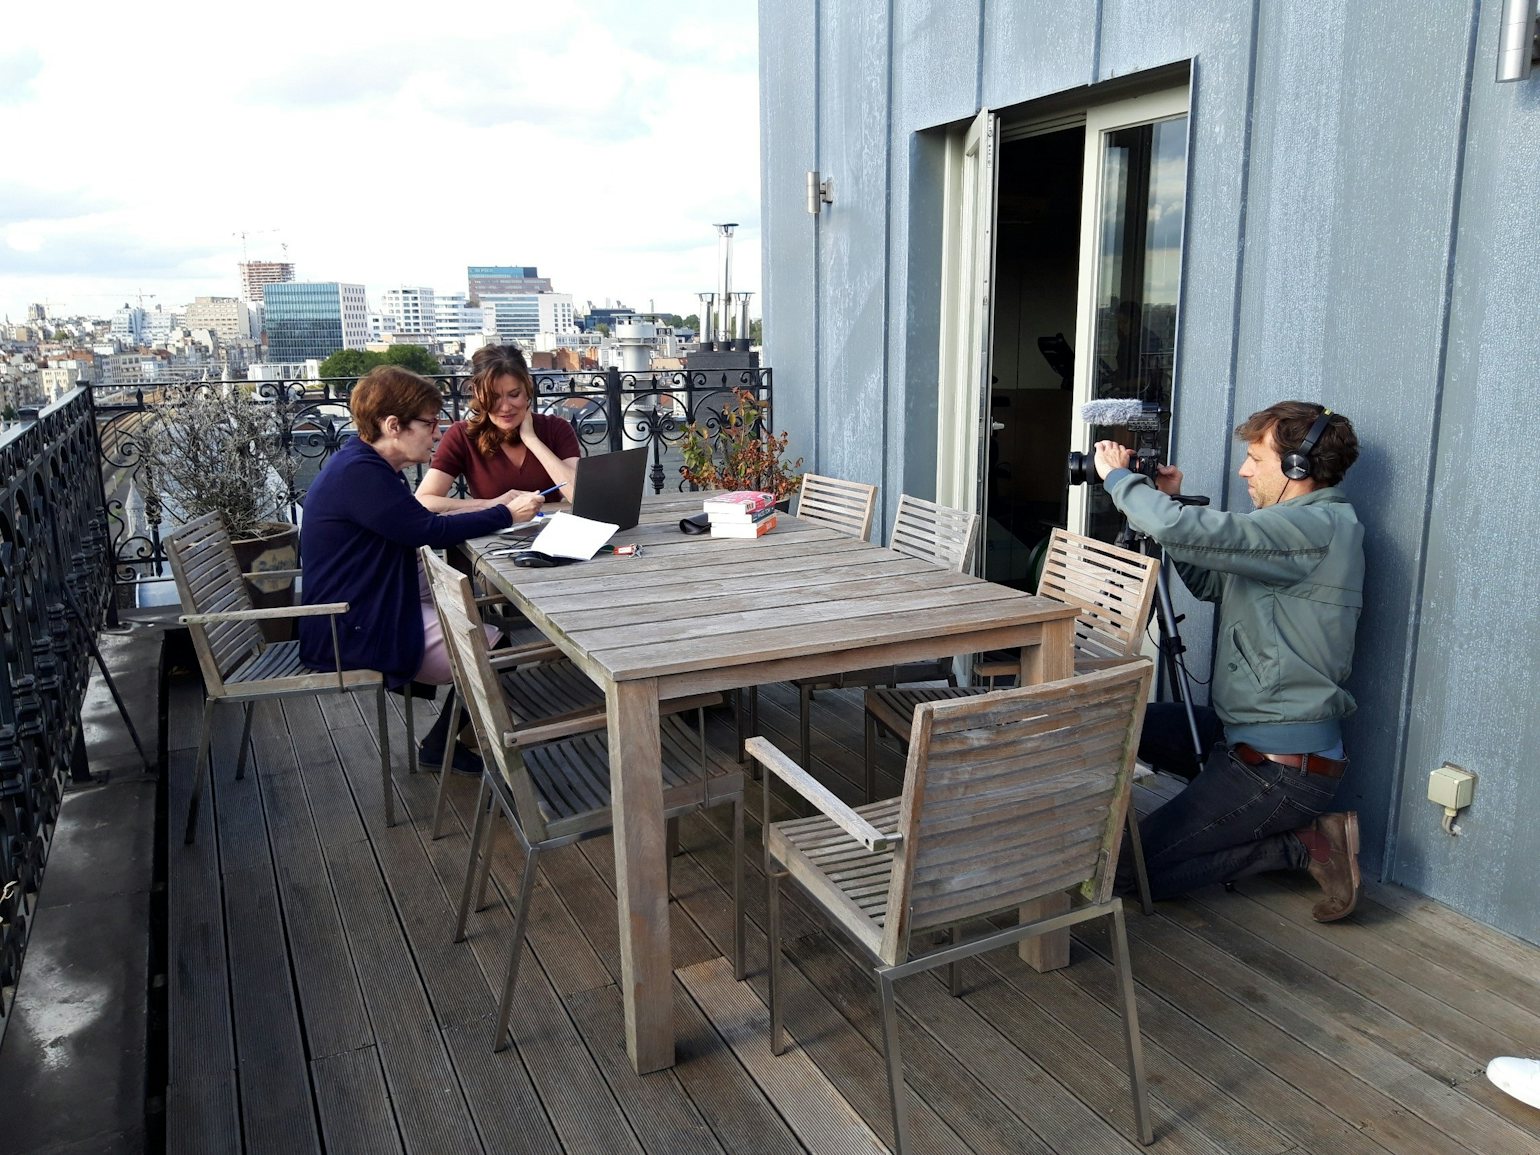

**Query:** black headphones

left=1281, top=407, right=1333, bottom=481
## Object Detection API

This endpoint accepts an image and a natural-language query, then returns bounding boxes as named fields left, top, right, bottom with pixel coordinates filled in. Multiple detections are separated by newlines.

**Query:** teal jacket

left=1104, top=469, right=1364, bottom=754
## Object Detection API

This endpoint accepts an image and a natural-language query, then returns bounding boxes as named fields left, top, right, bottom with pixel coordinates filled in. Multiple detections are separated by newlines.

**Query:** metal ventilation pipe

left=736, top=291, right=754, bottom=351
left=698, top=292, right=716, bottom=351
left=714, top=223, right=738, bottom=343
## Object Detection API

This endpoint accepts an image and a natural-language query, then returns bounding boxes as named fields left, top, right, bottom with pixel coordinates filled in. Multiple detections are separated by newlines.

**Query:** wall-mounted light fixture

left=806, top=171, right=834, bottom=215
left=1497, top=0, right=1540, bottom=82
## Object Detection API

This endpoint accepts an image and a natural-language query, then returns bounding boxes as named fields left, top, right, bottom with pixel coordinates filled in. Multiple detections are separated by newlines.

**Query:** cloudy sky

left=0, top=0, right=760, bottom=323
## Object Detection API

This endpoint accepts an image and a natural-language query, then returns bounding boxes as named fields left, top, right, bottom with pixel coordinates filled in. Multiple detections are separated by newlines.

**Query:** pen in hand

left=536, top=482, right=567, bottom=498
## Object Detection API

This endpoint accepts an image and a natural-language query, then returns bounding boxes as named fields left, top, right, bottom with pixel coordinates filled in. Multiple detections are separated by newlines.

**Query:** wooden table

left=466, top=492, right=1080, bottom=1074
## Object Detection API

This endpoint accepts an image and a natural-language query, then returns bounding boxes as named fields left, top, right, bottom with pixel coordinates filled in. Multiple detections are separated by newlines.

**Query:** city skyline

left=0, top=0, right=761, bottom=322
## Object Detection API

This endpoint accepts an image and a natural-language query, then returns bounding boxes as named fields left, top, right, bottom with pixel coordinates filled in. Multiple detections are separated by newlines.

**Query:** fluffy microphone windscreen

left=1080, top=398, right=1152, bottom=426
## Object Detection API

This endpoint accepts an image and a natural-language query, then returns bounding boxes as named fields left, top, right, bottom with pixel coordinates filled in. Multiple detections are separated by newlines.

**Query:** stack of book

left=703, top=490, right=779, bottom=538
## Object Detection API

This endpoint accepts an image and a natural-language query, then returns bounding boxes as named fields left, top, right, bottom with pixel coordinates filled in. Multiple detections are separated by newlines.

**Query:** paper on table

left=528, top=511, right=617, bottom=559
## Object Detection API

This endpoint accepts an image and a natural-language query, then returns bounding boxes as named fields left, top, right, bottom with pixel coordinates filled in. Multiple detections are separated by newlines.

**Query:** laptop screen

left=569, top=446, right=648, bottom=530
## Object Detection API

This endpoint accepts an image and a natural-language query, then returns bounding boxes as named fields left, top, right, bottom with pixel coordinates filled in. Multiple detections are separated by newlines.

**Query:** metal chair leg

left=454, top=775, right=493, bottom=942
left=799, top=682, right=813, bottom=770
left=376, top=686, right=394, bottom=827
left=183, top=699, right=218, bottom=845
left=948, top=924, right=963, bottom=996
left=697, top=706, right=708, bottom=774
left=234, top=702, right=255, bottom=781
left=732, top=798, right=746, bottom=981
left=429, top=699, right=463, bottom=840
left=493, top=843, right=543, bottom=1052
left=878, top=972, right=911, bottom=1155
left=1111, top=903, right=1153, bottom=1145
left=405, top=684, right=418, bottom=775
left=768, top=866, right=786, bottom=1055
left=474, top=812, right=500, bottom=912
left=1127, top=808, right=1154, bottom=916
left=863, top=710, right=878, bottom=801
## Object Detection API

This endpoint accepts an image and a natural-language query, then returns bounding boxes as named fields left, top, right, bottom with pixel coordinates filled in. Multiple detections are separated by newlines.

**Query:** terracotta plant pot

left=230, top=522, right=299, bottom=642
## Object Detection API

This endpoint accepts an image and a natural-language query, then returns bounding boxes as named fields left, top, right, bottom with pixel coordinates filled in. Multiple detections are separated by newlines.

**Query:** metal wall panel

left=982, top=0, right=1098, bottom=108
left=1234, top=0, right=1477, bottom=864
left=815, top=0, right=893, bottom=495
left=758, top=0, right=819, bottom=457
left=1396, top=0, right=1540, bottom=941
left=886, top=0, right=985, bottom=532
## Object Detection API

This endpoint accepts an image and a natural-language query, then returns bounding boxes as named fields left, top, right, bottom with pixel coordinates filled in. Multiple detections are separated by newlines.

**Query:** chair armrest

left=745, top=736, right=901, bottom=853
left=488, top=641, right=563, bottom=668
left=180, top=602, right=349, bottom=626
left=242, top=569, right=303, bottom=582
left=473, top=593, right=509, bottom=607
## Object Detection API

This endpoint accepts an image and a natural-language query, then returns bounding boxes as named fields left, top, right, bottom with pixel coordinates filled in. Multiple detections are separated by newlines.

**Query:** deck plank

left=167, top=673, right=1540, bottom=1155
left=310, top=1047, right=404, bottom=1155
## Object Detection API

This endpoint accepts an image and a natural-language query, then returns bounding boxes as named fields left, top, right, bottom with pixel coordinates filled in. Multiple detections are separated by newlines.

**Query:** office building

left=379, top=287, right=436, bottom=337
left=263, top=282, right=368, bottom=362
left=467, top=265, right=551, bottom=302
left=184, top=297, right=252, bottom=341
left=478, top=292, right=574, bottom=343
left=110, top=306, right=147, bottom=346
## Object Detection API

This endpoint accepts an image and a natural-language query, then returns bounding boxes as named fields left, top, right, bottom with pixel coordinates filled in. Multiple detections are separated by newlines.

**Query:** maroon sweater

left=429, top=415, right=580, bottom=499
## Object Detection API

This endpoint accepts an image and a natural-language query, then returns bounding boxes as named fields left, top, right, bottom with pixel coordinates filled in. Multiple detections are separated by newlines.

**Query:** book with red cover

left=701, top=490, right=776, bottom=517
left=710, top=513, right=778, bottom=539
left=707, top=504, right=777, bottom=526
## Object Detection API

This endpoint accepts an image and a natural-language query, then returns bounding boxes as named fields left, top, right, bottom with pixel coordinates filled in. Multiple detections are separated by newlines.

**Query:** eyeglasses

left=406, top=415, right=439, bottom=431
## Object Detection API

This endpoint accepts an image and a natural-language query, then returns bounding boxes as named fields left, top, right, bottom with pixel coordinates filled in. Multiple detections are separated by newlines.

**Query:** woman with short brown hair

left=298, top=365, right=542, bottom=694
left=416, top=345, right=580, bottom=512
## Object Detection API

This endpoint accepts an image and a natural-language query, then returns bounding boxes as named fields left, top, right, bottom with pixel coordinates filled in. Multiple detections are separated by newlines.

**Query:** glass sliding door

left=1068, top=89, right=1190, bottom=542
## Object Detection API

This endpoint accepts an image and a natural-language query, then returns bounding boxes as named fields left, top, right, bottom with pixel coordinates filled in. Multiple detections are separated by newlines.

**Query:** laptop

left=499, top=446, right=649, bottom=536
left=570, top=446, right=648, bottom=530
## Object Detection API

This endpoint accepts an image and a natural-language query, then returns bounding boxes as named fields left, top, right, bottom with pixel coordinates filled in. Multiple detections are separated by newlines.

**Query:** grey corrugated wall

left=759, top=0, right=1540, bottom=944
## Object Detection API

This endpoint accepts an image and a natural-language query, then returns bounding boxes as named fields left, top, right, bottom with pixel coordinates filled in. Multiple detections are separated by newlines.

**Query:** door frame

left=935, top=106, right=998, bottom=532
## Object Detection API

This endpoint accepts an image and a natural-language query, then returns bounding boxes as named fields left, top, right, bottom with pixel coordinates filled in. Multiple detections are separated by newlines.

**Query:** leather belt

left=1232, top=742, right=1348, bottom=779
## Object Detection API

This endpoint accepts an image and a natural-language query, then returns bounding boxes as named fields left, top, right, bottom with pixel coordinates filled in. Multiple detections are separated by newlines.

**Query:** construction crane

left=233, top=228, right=278, bottom=263
left=135, top=289, right=156, bottom=310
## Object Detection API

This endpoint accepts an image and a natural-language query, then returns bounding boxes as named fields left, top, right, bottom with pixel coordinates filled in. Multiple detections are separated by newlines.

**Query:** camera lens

left=1066, top=451, right=1101, bottom=487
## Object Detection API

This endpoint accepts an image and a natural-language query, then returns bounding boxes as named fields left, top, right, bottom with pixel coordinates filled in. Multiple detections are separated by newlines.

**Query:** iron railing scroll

left=0, top=388, right=116, bottom=1040
left=91, top=367, right=772, bottom=596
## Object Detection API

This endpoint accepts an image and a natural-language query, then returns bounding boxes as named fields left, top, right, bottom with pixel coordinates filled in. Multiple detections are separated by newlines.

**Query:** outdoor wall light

left=806, top=171, right=834, bottom=215
left=1497, top=0, right=1540, bottom=82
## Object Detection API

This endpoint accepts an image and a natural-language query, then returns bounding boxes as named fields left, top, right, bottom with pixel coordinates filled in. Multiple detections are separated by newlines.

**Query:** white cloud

left=0, top=0, right=761, bottom=320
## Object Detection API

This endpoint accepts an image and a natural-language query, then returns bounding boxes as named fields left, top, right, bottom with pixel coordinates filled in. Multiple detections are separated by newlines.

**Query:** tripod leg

left=1148, top=555, right=1207, bottom=766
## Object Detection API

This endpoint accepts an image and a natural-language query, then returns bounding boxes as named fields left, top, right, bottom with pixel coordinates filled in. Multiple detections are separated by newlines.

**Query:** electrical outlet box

left=1428, top=763, right=1476, bottom=810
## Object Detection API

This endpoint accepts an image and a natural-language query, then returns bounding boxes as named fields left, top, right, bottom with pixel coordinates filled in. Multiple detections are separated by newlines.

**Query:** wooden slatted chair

left=974, top=528, right=1160, bottom=684
left=793, top=472, right=879, bottom=540
left=791, top=494, right=980, bottom=768
left=167, top=511, right=396, bottom=842
left=749, top=662, right=1155, bottom=1154
left=425, top=551, right=747, bottom=1052
left=422, top=549, right=719, bottom=840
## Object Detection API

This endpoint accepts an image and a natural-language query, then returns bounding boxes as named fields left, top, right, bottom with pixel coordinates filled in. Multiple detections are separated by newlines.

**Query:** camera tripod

left=1115, top=498, right=1209, bottom=769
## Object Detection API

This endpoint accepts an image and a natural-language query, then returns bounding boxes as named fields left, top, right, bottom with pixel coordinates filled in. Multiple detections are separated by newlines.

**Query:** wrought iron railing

left=0, top=388, right=116, bottom=1040
left=92, top=367, right=772, bottom=594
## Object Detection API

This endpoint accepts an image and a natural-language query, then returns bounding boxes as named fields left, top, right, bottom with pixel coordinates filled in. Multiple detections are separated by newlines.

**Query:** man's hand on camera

left=1154, top=463, right=1184, bottom=496
left=1093, top=440, right=1133, bottom=480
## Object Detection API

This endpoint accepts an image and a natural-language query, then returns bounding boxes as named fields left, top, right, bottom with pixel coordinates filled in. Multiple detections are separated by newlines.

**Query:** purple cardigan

left=298, top=437, right=511, bottom=688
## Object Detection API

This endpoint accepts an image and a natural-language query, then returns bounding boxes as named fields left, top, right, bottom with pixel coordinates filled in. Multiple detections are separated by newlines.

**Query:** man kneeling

left=1095, top=401, right=1365, bottom=921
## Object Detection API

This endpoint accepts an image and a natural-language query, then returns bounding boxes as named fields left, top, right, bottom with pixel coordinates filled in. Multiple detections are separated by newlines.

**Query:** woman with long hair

left=416, top=345, right=579, bottom=511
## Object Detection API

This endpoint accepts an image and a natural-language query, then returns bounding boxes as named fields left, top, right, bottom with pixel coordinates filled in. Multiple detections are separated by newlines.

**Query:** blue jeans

left=1120, top=706, right=1337, bottom=899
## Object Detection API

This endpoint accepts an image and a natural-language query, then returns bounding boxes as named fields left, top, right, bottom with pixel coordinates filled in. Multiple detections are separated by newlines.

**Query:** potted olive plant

left=138, top=383, right=299, bottom=636
left=679, top=388, right=803, bottom=501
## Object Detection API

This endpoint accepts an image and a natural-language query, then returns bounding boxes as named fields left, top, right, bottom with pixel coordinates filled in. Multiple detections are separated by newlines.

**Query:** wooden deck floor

left=166, top=674, right=1540, bottom=1155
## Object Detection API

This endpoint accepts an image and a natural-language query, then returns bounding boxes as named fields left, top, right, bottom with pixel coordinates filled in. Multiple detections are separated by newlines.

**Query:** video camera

left=1066, top=399, right=1167, bottom=486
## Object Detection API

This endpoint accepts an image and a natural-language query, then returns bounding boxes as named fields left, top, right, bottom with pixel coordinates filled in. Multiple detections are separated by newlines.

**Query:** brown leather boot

left=1306, top=811, right=1361, bottom=922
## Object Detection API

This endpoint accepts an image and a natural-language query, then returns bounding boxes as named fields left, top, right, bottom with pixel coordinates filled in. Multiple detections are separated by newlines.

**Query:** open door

left=1067, top=88, right=1190, bottom=540
left=935, top=107, right=999, bottom=540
